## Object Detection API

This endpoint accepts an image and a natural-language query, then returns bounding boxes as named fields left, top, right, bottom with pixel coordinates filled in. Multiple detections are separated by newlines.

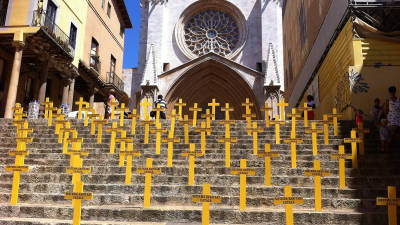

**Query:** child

left=380, top=118, right=390, bottom=152
left=355, top=109, right=364, bottom=126
left=306, top=95, right=316, bottom=120
left=370, top=98, right=382, bottom=127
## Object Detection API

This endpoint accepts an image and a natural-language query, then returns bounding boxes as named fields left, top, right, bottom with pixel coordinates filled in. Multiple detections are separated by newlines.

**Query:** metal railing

left=106, top=72, right=124, bottom=91
left=89, top=54, right=101, bottom=73
left=31, top=10, right=74, bottom=56
left=0, top=10, right=7, bottom=26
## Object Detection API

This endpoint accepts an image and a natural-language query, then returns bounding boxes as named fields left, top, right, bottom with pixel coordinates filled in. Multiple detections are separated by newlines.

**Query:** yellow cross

left=344, top=129, right=361, bottom=169
left=331, top=145, right=352, bottom=189
left=221, top=103, right=234, bottom=121
left=189, top=103, right=202, bottom=127
left=218, top=134, right=238, bottom=168
left=64, top=180, right=93, bottom=225
left=150, top=123, right=167, bottom=154
left=178, top=115, right=192, bottom=144
left=41, top=97, right=51, bottom=119
left=305, top=122, right=323, bottom=156
left=13, top=120, right=25, bottom=131
left=242, top=98, right=254, bottom=134
left=140, top=98, right=152, bottom=121
left=247, top=122, right=264, bottom=155
left=128, top=109, right=140, bottom=135
left=208, top=99, right=220, bottom=120
left=270, top=115, right=285, bottom=144
left=108, top=98, right=119, bottom=120
left=175, top=98, right=186, bottom=120
left=297, top=103, right=312, bottom=127
left=116, top=103, right=129, bottom=127
left=153, top=103, right=165, bottom=127
left=59, top=122, right=75, bottom=144
left=376, top=186, right=400, bottom=225
left=326, top=108, right=343, bottom=136
left=54, top=117, right=68, bottom=136
left=167, top=109, right=179, bottom=135
left=230, top=159, right=256, bottom=210
left=257, top=144, right=279, bottom=186
left=46, top=103, right=57, bottom=127
left=115, top=130, right=132, bottom=166
left=354, top=122, right=370, bottom=156
left=273, top=186, right=304, bottom=225
left=61, top=126, right=77, bottom=154
left=304, top=160, right=331, bottom=211
left=162, top=130, right=180, bottom=167
left=277, top=98, right=288, bottom=121
left=93, top=115, right=108, bottom=143
left=260, top=103, right=273, bottom=127
left=140, top=120, right=155, bottom=144
left=75, top=97, right=89, bottom=120
left=88, top=113, right=100, bottom=135
left=283, top=132, right=303, bottom=168
left=105, top=122, right=121, bottom=154
left=317, top=114, right=331, bottom=145
left=201, top=109, right=213, bottom=135
left=287, top=108, right=301, bottom=135
left=83, top=107, right=95, bottom=127
left=66, top=137, right=86, bottom=185
left=137, top=158, right=162, bottom=208
left=121, top=142, right=140, bottom=185
left=194, top=122, right=211, bottom=155
left=181, top=143, right=203, bottom=186
left=192, top=183, right=222, bottom=225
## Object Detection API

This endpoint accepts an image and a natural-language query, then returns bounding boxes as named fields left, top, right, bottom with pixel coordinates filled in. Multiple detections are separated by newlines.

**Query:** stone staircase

left=0, top=118, right=399, bottom=225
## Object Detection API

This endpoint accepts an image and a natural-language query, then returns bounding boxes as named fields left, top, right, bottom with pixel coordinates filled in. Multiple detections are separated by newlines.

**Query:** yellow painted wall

left=7, top=0, right=31, bottom=26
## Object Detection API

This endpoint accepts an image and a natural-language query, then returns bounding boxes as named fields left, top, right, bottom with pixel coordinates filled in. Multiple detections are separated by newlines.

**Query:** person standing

left=383, top=86, right=400, bottom=145
left=152, top=95, right=167, bottom=119
left=306, top=95, right=316, bottom=120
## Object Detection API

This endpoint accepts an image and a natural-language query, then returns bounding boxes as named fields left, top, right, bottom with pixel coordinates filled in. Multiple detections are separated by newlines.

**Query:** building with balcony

left=283, top=0, right=400, bottom=120
left=0, top=0, right=131, bottom=118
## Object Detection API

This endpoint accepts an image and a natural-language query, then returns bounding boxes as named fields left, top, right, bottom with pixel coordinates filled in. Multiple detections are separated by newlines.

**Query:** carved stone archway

left=165, top=60, right=261, bottom=120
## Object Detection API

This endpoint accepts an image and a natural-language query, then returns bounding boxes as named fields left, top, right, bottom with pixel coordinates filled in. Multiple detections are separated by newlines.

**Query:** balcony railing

left=0, top=10, right=7, bottom=26
left=32, top=10, right=74, bottom=56
left=90, top=54, right=101, bottom=73
left=107, top=72, right=124, bottom=91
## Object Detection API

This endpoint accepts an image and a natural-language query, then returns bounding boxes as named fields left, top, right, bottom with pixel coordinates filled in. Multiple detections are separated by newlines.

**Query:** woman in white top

left=384, top=86, right=400, bottom=143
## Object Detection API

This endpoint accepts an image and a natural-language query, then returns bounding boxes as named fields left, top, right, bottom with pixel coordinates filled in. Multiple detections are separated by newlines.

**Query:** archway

left=165, top=60, right=261, bottom=120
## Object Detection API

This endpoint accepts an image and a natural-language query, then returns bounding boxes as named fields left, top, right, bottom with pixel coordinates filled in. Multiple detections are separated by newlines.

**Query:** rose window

left=183, top=10, right=240, bottom=57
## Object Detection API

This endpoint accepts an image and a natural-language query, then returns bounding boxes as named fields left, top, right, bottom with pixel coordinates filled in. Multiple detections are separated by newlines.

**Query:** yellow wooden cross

left=297, top=103, right=312, bottom=127
left=64, top=180, right=93, bottom=225
left=115, top=130, right=132, bottom=166
left=15, top=121, right=32, bottom=151
left=88, top=113, right=100, bottom=135
left=13, top=120, right=25, bottom=131
left=221, top=103, right=234, bottom=121
left=231, top=159, right=256, bottom=210
left=304, top=160, right=331, bottom=211
left=59, top=122, right=75, bottom=144
left=116, top=103, right=129, bottom=127
left=270, top=115, right=285, bottom=144
left=355, top=122, right=370, bottom=156
left=317, top=114, right=331, bottom=145
left=189, top=103, right=202, bottom=127
left=208, top=99, right=220, bottom=120
left=201, top=109, right=213, bottom=135
left=167, top=109, right=179, bottom=135
left=257, top=144, right=279, bottom=186
left=218, top=135, right=238, bottom=168
left=283, top=132, right=303, bottom=168
left=12, top=103, right=25, bottom=121
left=105, top=122, right=121, bottom=154
left=331, top=145, right=352, bottom=189
left=175, top=98, right=186, bottom=120
left=181, top=143, right=203, bottom=186
left=305, top=122, right=323, bottom=156
left=277, top=98, right=288, bottom=121
left=287, top=108, right=301, bottom=134
left=344, top=129, right=361, bottom=169
left=122, top=142, right=140, bottom=185
left=162, top=130, right=180, bottom=167
left=140, top=98, right=152, bottom=121
left=376, top=186, right=400, bottom=225
left=273, top=186, right=304, bottom=225
left=128, top=109, right=140, bottom=135
left=242, top=98, right=254, bottom=134
left=178, top=115, right=192, bottom=144
left=137, top=158, right=161, bottom=208
left=326, top=108, right=343, bottom=136
left=62, top=126, right=77, bottom=154
left=75, top=97, right=89, bottom=120
left=192, top=183, right=222, bottom=225
left=65, top=137, right=86, bottom=185
left=54, top=117, right=67, bottom=136
left=41, top=97, right=51, bottom=119
left=153, top=103, right=165, bottom=126
left=260, top=103, right=273, bottom=127
left=108, top=98, right=119, bottom=120
left=93, top=115, right=108, bottom=144
left=247, top=122, right=264, bottom=155
left=140, top=120, right=155, bottom=144
left=46, top=102, right=57, bottom=126
left=150, top=122, right=167, bottom=155
left=83, top=107, right=95, bottom=127
left=194, top=122, right=211, bottom=155
left=242, top=112, right=256, bottom=135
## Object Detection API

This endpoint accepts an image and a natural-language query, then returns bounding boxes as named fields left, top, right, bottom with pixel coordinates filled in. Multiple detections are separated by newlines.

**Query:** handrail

left=106, top=72, right=124, bottom=91
left=31, top=10, right=74, bottom=56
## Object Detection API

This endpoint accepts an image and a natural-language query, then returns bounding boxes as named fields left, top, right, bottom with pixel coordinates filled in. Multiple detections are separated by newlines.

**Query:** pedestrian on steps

left=383, top=86, right=400, bottom=146
left=151, top=95, right=167, bottom=119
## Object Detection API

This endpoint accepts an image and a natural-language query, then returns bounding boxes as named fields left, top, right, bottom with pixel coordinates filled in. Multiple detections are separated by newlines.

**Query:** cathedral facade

left=131, top=0, right=284, bottom=119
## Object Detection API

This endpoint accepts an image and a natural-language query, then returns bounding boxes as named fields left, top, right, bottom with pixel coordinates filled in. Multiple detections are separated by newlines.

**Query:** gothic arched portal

left=165, top=60, right=261, bottom=120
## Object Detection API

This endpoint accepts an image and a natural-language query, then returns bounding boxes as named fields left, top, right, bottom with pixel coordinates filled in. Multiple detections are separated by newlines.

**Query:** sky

left=123, top=1, right=141, bottom=69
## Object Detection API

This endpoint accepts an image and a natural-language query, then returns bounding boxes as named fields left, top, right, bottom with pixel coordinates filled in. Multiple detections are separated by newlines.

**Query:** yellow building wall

left=7, top=0, right=31, bottom=26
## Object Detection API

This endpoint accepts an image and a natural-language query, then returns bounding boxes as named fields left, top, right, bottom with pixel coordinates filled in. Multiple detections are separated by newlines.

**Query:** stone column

left=4, top=42, right=24, bottom=119
left=38, top=60, right=49, bottom=104
left=61, top=80, right=70, bottom=105
left=89, top=86, right=97, bottom=108
left=68, top=78, right=75, bottom=109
